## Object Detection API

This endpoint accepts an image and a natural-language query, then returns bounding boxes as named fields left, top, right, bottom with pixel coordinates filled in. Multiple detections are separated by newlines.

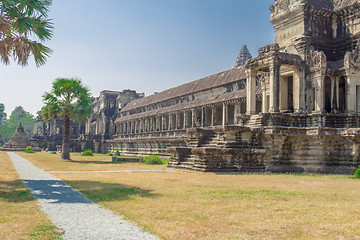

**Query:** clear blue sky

left=0, top=0, right=274, bottom=116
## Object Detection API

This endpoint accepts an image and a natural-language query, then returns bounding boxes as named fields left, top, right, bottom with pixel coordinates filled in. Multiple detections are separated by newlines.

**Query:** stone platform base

left=167, top=125, right=360, bottom=174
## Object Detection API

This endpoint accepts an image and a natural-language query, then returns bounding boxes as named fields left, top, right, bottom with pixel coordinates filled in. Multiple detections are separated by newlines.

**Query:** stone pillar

left=269, top=60, right=281, bottom=113
left=345, top=71, right=356, bottom=113
left=134, top=121, right=137, bottom=134
left=211, top=106, right=215, bottom=126
left=150, top=118, right=153, bottom=132
left=235, top=102, right=241, bottom=115
left=191, top=109, right=195, bottom=128
left=201, top=107, right=205, bottom=127
left=222, top=103, right=228, bottom=126
left=176, top=112, right=180, bottom=129
left=161, top=115, right=165, bottom=131
left=331, top=77, right=338, bottom=112
left=246, top=68, right=257, bottom=114
left=261, top=85, right=267, bottom=113
left=313, top=71, right=325, bottom=113
left=156, top=117, right=161, bottom=131
left=169, top=115, right=173, bottom=130
left=141, top=119, right=144, bottom=132
left=184, top=111, right=188, bottom=128
left=280, top=76, right=288, bottom=111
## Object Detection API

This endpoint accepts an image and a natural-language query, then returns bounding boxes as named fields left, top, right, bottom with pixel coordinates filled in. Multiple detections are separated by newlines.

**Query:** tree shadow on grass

left=0, top=180, right=35, bottom=202
left=64, top=180, right=160, bottom=203
left=0, top=179, right=160, bottom=204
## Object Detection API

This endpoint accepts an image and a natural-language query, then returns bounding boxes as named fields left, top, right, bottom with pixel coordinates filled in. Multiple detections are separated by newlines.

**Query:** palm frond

left=0, top=0, right=53, bottom=67
left=28, top=40, right=52, bottom=67
left=42, top=78, right=92, bottom=124
left=0, top=37, right=11, bottom=64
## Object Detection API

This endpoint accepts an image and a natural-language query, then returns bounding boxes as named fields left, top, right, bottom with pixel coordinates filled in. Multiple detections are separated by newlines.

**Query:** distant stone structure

left=32, top=0, right=360, bottom=174
left=0, top=122, right=40, bottom=151
left=234, top=45, right=252, bottom=68
left=32, top=90, right=143, bottom=152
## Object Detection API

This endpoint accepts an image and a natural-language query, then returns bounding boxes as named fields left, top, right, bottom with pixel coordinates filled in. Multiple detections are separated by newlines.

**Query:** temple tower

left=234, top=45, right=252, bottom=67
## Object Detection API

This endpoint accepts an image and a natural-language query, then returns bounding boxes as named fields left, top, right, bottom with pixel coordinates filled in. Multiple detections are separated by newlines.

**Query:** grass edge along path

left=0, top=151, right=63, bottom=240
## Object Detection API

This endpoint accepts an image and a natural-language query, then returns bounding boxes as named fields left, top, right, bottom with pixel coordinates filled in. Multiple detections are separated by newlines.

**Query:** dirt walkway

left=8, top=152, right=159, bottom=240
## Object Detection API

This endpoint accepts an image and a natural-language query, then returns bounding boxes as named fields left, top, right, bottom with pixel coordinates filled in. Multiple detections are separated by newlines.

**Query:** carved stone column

left=169, top=115, right=173, bottom=130
left=345, top=71, right=356, bottom=113
left=261, top=83, right=267, bottom=113
left=246, top=68, right=257, bottom=114
left=269, top=59, right=281, bottom=113
left=161, top=115, right=165, bottom=131
left=331, top=77, right=339, bottom=112
left=313, top=70, right=325, bottom=113
left=211, top=106, right=215, bottom=126
left=184, top=111, right=188, bottom=128
left=222, top=103, right=228, bottom=126
left=201, top=107, right=205, bottom=127
left=156, top=116, right=160, bottom=131
left=191, top=109, right=195, bottom=128
left=176, top=112, right=180, bottom=129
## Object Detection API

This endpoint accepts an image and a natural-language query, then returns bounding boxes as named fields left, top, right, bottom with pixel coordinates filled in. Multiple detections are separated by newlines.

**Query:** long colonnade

left=116, top=101, right=246, bottom=137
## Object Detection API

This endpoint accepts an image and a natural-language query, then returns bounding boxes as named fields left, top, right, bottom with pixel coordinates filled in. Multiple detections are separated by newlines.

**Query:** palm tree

left=0, top=0, right=53, bottom=67
left=41, top=78, right=92, bottom=160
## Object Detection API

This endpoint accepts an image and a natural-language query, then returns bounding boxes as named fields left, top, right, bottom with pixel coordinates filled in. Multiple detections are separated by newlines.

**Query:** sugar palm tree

left=41, top=78, right=92, bottom=160
left=0, top=0, right=53, bottom=67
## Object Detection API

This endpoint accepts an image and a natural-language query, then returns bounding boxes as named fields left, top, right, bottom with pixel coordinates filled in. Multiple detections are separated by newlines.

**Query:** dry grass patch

left=0, top=152, right=62, bottom=240
left=50, top=171, right=360, bottom=240
left=18, top=151, right=168, bottom=171
left=18, top=152, right=360, bottom=239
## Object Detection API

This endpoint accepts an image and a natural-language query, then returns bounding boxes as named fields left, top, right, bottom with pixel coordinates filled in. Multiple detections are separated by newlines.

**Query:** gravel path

left=8, top=152, right=160, bottom=240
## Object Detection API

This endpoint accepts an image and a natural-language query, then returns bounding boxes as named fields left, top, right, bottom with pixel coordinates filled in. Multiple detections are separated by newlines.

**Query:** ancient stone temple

left=32, top=0, right=360, bottom=173
left=106, top=0, right=360, bottom=174
left=32, top=90, right=144, bottom=152
left=1, top=122, right=40, bottom=151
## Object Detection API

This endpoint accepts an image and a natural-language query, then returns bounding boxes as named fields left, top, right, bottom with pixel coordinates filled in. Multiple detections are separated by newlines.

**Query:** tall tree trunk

left=62, top=115, right=70, bottom=160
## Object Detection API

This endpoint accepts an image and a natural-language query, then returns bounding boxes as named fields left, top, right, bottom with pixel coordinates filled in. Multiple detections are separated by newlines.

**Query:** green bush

left=108, top=153, right=113, bottom=156
left=353, top=166, right=360, bottom=178
left=143, top=154, right=164, bottom=165
left=50, top=151, right=56, bottom=154
left=24, top=146, right=35, bottom=153
left=114, top=149, right=120, bottom=156
left=81, top=149, right=94, bottom=156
